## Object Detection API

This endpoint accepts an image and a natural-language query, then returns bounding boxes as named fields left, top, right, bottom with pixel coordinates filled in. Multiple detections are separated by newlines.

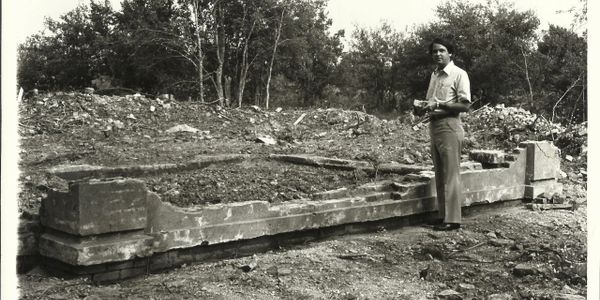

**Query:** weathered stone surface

left=18, top=219, right=41, bottom=256
left=377, top=162, right=432, bottom=174
left=47, top=154, right=248, bottom=181
left=37, top=140, right=563, bottom=270
left=39, top=231, right=153, bottom=266
left=469, top=150, right=505, bottom=164
left=524, top=180, right=563, bottom=199
left=41, top=179, right=147, bottom=236
left=148, top=194, right=440, bottom=252
left=522, top=141, right=561, bottom=181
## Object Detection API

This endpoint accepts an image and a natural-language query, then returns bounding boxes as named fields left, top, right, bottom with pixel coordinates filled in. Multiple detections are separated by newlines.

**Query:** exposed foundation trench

left=22, top=141, right=562, bottom=282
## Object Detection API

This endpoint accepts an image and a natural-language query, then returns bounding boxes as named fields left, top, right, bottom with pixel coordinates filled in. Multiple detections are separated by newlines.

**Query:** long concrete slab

left=38, top=141, right=562, bottom=275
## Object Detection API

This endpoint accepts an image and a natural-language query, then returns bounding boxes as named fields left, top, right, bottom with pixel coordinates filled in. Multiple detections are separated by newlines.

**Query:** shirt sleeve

left=426, top=73, right=435, bottom=101
left=455, top=71, right=471, bottom=103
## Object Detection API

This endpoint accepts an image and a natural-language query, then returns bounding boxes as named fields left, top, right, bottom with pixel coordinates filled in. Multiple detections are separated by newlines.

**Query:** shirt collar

left=435, top=60, right=455, bottom=75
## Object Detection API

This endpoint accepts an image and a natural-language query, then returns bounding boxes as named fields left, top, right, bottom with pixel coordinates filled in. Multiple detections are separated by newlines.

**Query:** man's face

left=431, top=43, right=452, bottom=68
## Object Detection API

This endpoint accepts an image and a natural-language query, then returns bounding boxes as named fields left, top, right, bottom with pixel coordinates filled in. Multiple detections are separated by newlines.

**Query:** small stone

left=560, top=285, right=577, bottom=294
left=487, top=293, right=513, bottom=300
left=513, top=264, right=538, bottom=277
left=489, top=239, right=515, bottom=247
left=485, top=232, right=498, bottom=239
left=565, top=155, right=574, bottom=162
left=255, top=135, right=277, bottom=145
left=275, top=107, right=283, bottom=112
left=278, top=268, right=292, bottom=276
left=165, top=124, right=199, bottom=134
left=437, top=289, right=462, bottom=300
left=457, top=283, right=475, bottom=291
left=510, top=244, right=524, bottom=251
left=240, top=261, right=257, bottom=272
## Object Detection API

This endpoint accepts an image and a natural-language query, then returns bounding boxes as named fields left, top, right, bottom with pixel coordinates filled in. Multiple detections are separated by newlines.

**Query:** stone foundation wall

left=31, top=141, right=562, bottom=281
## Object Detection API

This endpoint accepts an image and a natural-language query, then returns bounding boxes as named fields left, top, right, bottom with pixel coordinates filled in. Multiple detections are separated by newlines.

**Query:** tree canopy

left=17, top=0, right=587, bottom=123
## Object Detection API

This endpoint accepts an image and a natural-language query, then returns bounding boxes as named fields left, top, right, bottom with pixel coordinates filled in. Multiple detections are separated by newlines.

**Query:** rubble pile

left=463, top=104, right=586, bottom=158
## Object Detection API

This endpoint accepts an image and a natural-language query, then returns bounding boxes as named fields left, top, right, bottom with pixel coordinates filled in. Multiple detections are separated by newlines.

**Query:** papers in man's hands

left=413, top=99, right=428, bottom=108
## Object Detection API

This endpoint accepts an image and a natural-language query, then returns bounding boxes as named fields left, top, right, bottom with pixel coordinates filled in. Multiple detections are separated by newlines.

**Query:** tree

left=339, top=23, right=404, bottom=110
left=535, top=25, right=587, bottom=123
left=393, top=1, right=540, bottom=108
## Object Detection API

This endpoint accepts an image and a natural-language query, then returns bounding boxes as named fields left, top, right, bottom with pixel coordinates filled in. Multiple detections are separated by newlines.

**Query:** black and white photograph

left=1, top=0, right=596, bottom=299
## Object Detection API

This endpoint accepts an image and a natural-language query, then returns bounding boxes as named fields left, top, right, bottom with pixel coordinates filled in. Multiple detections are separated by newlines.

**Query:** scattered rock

left=513, top=264, right=538, bottom=277
left=278, top=267, right=292, bottom=276
left=485, top=232, right=498, bottom=239
left=240, top=260, right=258, bottom=272
left=457, top=283, right=476, bottom=291
left=486, top=293, right=513, bottom=300
left=560, top=285, right=577, bottom=294
left=489, top=238, right=515, bottom=247
left=165, top=124, right=200, bottom=134
left=256, top=135, right=277, bottom=145
left=437, top=289, right=462, bottom=300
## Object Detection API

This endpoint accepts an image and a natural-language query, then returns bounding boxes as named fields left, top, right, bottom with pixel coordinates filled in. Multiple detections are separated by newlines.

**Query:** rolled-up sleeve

left=455, top=71, right=471, bottom=103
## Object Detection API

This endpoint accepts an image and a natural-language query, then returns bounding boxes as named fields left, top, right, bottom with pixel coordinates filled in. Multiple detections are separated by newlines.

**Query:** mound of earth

left=17, top=92, right=586, bottom=211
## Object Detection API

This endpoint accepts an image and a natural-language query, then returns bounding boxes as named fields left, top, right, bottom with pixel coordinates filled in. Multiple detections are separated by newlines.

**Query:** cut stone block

left=40, top=231, right=153, bottom=266
left=469, top=150, right=505, bottom=164
left=41, top=179, right=147, bottom=236
left=524, top=180, right=563, bottom=199
left=521, top=141, right=561, bottom=181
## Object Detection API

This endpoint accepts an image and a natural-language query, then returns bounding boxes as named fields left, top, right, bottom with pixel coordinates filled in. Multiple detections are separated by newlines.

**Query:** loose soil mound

left=17, top=93, right=586, bottom=211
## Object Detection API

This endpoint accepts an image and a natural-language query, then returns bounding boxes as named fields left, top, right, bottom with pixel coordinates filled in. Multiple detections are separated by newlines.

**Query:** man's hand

left=424, top=100, right=439, bottom=112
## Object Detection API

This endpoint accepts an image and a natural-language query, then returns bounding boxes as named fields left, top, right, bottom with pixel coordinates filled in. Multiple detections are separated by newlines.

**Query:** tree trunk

left=191, top=0, right=204, bottom=103
left=238, top=19, right=256, bottom=108
left=215, top=4, right=225, bottom=106
left=521, top=48, right=533, bottom=109
left=265, top=7, right=285, bottom=110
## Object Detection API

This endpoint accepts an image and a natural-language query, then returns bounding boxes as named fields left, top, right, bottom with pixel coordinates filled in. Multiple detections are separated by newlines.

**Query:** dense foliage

left=17, top=0, right=586, bottom=123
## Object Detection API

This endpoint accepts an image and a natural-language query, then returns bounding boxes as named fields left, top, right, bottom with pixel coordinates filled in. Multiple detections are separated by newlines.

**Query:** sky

left=6, top=0, right=585, bottom=46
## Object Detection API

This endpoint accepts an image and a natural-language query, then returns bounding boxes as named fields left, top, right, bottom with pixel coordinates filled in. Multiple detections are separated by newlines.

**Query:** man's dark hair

left=429, top=38, right=455, bottom=55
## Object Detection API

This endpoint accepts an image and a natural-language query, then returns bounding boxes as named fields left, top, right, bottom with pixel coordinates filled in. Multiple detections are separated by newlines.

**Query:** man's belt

left=429, top=112, right=459, bottom=122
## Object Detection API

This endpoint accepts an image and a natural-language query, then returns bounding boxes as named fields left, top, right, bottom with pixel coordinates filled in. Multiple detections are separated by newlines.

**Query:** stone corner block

left=41, top=178, right=148, bottom=236
left=522, top=141, right=561, bottom=181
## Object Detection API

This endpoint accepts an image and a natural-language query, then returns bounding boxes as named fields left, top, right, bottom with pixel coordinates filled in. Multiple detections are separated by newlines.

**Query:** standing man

left=423, top=38, right=471, bottom=231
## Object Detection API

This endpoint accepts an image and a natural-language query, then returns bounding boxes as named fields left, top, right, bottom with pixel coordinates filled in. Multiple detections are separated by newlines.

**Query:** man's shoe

left=433, top=223, right=461, bottom=231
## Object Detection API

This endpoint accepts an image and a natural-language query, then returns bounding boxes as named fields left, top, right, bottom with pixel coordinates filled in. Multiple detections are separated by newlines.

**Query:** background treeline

left=17, top=0, right=587, bottom=124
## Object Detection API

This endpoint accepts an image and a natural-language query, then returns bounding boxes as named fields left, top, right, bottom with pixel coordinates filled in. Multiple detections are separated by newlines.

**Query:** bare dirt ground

left=15, top=93, right=588, bottom=299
